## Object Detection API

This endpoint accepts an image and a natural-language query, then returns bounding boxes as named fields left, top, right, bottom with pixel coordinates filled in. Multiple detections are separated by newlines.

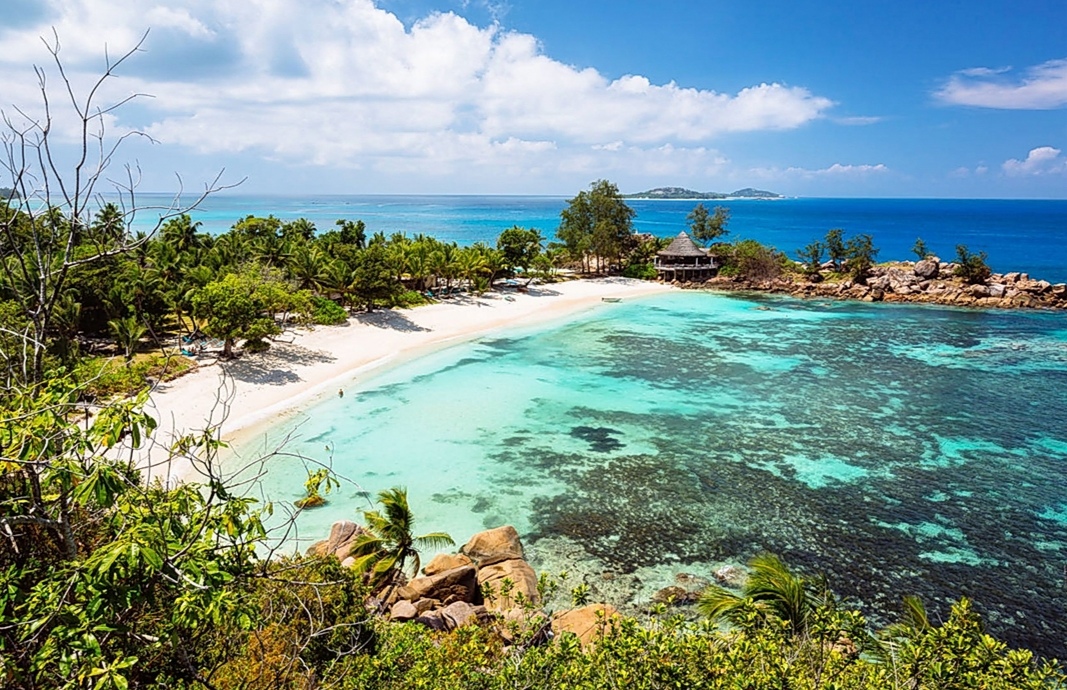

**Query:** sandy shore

left=138, top=278, right=670, bottom=483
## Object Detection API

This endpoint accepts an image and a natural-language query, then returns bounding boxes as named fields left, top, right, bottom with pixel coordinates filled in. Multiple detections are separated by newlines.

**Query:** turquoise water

left=235, top=291, right=1067, bottom=657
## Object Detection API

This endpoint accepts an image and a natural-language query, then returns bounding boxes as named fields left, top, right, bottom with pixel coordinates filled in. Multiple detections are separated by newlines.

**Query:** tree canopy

left=558, top=180, right=636, bottom=273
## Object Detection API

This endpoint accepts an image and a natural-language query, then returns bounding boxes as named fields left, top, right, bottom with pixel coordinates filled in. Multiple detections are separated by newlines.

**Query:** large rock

left=422, top=552, right=473, bottom=576
left=477, top=559, right=539, bottom=612
left=913, top=259, right=939, bottom=280
left=439, top=601, right=489, bottom=629
left=397, top=565, right=478, bottom=605
left=652, top=585, right=697, bottom=605
left=714, top=565, right=747, bottom=587
left=551, top=604, right=620, bottom=649
left=414, top=602, right=489, bottom=632
left=461, top=526, right=525, bottom=567
left=389, top=600, right=418, bottom=622
left=306, top=520, right=366, bottom=561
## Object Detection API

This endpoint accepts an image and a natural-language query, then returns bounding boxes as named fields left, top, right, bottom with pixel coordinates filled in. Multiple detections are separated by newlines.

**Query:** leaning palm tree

left=349, top=487, right=454, bottom=593
left=697, top=553, right=821, bottom=636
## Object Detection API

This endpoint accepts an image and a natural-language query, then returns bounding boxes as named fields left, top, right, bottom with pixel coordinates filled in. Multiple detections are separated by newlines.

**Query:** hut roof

left=657, top=231, right=707, bottom=257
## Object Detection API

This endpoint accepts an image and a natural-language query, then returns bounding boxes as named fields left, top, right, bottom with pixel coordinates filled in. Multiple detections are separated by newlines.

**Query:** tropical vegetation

left=1, top=39, right=1055, bottom=690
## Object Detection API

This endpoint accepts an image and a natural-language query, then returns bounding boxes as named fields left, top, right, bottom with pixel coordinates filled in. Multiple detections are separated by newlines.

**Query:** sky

left=1, top=0, right=1065, bottom=198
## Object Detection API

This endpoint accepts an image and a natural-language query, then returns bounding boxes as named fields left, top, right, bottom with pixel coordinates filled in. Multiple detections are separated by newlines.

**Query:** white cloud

left=1002, top=146, right=1066, bottom=176
left=780, top=163, right=889, bottom=178
left=936, top=58, right=1067, bottom=109
left=0, top=0, right=834, bottom=187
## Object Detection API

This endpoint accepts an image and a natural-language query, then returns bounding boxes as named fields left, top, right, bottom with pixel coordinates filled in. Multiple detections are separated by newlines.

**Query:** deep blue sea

left=141, top=194, right=1067, bottom=283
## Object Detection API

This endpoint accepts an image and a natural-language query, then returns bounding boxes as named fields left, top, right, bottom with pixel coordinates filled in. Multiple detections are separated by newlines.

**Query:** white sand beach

left=138, top=278, right=670, bottom=483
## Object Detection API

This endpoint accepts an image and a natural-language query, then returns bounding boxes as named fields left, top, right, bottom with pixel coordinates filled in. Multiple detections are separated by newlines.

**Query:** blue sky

left=1, top=0, right=1065, bottom=197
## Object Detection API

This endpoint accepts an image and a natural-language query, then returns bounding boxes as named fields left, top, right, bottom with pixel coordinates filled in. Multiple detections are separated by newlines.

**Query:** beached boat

left=601, top=297, right=621, bottom=303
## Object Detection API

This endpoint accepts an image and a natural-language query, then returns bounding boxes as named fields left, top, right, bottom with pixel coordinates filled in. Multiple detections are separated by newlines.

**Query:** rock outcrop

left=461, top=525, right=526, bottom=567
left=478, top=559, right=540, bottom=612
left=306, top=520, right=366, bottom=562
left=696, top=261, right=1067, bottom=311
left=422, top=552, right=473, bottom=576
left=313, top=521, right=546, bottom=639
left=395, top=565, right=479, bottom=606
left=551, top=604, right=620, bottom=649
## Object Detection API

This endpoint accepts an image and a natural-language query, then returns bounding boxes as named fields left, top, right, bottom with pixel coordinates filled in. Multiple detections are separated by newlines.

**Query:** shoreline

left=137, top=278, right=671, bottom=484
left=688, top=261, right=1067, bottom=311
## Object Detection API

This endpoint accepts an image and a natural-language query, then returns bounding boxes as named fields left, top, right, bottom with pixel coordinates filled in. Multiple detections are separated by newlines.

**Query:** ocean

left=209, top=195, right=1067, bottom=657
left=145, top=194, right=1067, bottom=283
left=236, top=289, right=1067, bottom=659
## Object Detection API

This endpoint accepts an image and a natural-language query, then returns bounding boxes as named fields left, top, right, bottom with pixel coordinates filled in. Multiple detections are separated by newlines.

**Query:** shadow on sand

left=223, top=342, right=338, bottom=385
left=353, top=309, right=430, bottom=332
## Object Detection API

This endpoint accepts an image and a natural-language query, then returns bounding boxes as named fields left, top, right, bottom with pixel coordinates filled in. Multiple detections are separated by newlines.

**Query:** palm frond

left=696, top=585, right=742, bottom=621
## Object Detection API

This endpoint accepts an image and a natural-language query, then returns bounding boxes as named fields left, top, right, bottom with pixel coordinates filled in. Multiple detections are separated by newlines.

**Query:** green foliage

left=558, top=180, right=636, bottom=273
left=796, top=240, right=825, bottom=277
left=719, top=239, right=789, bottom=283
left=295, top=468, right=339, bottom=509
left=844, top=233, right=879, bottom=283
left=191, top=271, right=284, bottom=357
left=310, top=296, right=348, bottom=325
left=107, top=315, right=148, bottom=362
left=349, top=487, right=455, bottom=592
left=0, top=379, right=270, bottom=689
left=824, top=228, right=847, bottom=269
left=687, top=203, right=730, bottom=245
left=73, top=353, right=195, bottom=400
left=913, top=237, right=931, bottom=260
left=955, top=244, right=992, bottom=284
left=622, top=262, right=657, bottom=280
left=800, top=230, right=879, bottom=282
left=496, top=226, right=544, bottom=282
left=351, top=243, right=402, bottom=312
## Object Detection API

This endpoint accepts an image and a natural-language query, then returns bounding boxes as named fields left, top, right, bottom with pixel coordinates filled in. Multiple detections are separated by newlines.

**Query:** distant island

left=624, top=186, right=782, bottom=200
left=0, top=187, right=19, bottom=200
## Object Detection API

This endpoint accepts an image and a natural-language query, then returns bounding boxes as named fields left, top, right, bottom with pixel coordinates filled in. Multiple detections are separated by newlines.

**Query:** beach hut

left=655, top=231, right=719, bottom=282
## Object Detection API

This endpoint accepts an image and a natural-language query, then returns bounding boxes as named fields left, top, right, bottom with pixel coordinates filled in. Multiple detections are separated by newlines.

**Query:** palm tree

left=108, top=315, right=147, bottom=362
left=349, top=487, right=454, bottom=593
left=287, top=244, right=328, bottom=292
left=697, top=553, right=824, bottom=636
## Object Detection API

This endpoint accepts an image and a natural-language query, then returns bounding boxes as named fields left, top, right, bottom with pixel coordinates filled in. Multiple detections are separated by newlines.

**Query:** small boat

left=601, top=297, right=621, bottom=303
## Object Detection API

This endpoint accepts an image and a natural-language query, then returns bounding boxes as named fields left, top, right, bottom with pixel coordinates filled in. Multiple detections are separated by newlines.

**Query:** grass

left=74, top=351, right=196, bottom=401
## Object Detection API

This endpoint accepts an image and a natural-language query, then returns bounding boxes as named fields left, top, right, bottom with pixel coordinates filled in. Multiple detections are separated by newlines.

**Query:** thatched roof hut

left=657, top=231, right=708, bottom=259
left=655, top=231, right=718, bottom=281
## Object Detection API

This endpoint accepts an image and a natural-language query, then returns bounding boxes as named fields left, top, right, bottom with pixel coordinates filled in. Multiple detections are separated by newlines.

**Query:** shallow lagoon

left=235, top=290, right=1067, bottom=657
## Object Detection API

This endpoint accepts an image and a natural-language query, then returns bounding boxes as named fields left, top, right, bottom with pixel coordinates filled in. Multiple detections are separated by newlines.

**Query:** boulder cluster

left=690, top=259, right=1067, bottom=310
left=308, top=523, right=620, bottom=648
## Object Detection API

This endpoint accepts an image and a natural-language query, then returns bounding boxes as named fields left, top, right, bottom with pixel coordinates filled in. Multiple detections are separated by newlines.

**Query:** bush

left=244, top=338, right=271, bottom=353
left=311, top=296, right=349, bottom=325
left=720, top=239, right=789, bottom=283
left=622, top=262, right=657, bottom=280
left=390, top=290, right=432, bottom=308
left=954, top=244, right=992, bottom=284
left=73, top=353, right=195, bottom=399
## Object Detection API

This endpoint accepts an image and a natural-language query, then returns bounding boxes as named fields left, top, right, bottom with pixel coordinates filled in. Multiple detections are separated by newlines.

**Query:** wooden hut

left=655, top=231, right=718, bottom=281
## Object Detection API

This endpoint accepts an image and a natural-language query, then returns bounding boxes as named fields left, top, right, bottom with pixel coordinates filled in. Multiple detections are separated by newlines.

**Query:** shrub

left=720, top=239, right=788, bottom=283
left=954, top=244, right=992, bottom=284
left=73, top=353, right=195, bottom=399
left=622, top=262, right=657, bottom=280
left=244, top=338, right=271, bottom=353
left=390, top=290, right=432, bottom=308
left=311, top=296, right=349, bottom=325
